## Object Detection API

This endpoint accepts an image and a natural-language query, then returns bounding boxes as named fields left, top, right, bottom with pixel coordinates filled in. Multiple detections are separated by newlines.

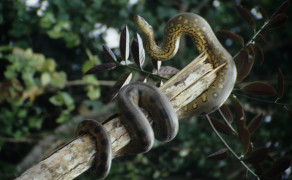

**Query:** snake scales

left=76, top=13, right=236, bottom=179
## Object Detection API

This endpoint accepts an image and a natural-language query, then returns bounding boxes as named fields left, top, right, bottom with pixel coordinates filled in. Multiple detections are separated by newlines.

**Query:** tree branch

left=16, top=53, right=216, bottom=179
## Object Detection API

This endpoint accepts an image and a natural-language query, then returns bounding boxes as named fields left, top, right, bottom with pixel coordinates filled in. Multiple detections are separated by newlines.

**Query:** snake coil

left=76, top=12, right=236, bottom=179
left=76, top=82, right=178, bottom=179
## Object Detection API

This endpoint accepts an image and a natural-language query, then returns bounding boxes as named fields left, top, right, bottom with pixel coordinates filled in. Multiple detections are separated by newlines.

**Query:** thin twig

left=121, top=64, right=169, bottom=81
left=232, top=20, right=269, bottom=60
left=66, top=80, right=116, bottom=87
left=0, top=137, right=38, bottom=143
left=206, top=114, right=260, bottom=179
left=218, top=108, right=237, bottom=135
left=233, top=92, right=290, bottom=108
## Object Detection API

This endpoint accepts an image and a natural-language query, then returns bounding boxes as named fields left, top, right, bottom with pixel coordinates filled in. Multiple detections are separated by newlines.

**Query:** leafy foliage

left=0, top=0, right=291, bottom=180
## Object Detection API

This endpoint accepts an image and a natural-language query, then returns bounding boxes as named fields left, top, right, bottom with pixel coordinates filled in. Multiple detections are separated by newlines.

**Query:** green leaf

left=42, top=59, right=56, bottom=72
left=28, top=117, right=43, bottom=129
left=49, top=94, right=63, bottom=106
left=49, top=92, right=74, bottom=107
left=22, top=71, right=35, bottom=89
left=83, top=75, right=99, bottom=85
left=40, top=12, right=56, bottom=29
left=56, top=113, right=69, bottom=123
left=87, top=85, right=101, bottom=100
left=63, top=32, right=80, bottom=47
left=50, top=71, right=67, bottom=89
left=82, top=60, right=98, bottom=74
left=41, top=72, right=51, bottom=86
left=86, top=49, right=100, bottom=64
left=62, top=92, right=74, bottom=107
left=47, top=29, right=63, bottom=39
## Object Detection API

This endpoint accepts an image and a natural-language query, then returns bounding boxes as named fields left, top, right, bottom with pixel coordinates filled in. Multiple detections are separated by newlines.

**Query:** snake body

left=76, top=13, right=236, bottom=178
left=76, top=120, right=112, bottom=179
left=135, top=13, right=237, bottom=117
left=76, top=82, right=178, bottom=178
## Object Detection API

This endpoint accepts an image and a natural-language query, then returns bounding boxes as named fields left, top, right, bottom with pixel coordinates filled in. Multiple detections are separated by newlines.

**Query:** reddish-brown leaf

left=259, top=6, right=269, bottom=21
left=236, top=48, right=254, bottom=82
left=252, top=163, right=264, bottom=175
left=231, top=96, right=246, bottom=127
left=240, top=82, right=277, bottom=96
left=119, top=26, right=130, bottom=60
left=255, top=33, right=268, bottom=45
left=277, top=68, right=284, bottom=99
left=210, top=117, right=236, bottom=136
left=267, top=14, right=288, bottom=29
left=207, top=148, right=228, bottom=160
left=85, top=63, right=117, bottom=75
left=153, top=66, right=180, bottom=78
left=102, top=44, right=117, bottom=62
left=238, top=125, right=250, bottom=155
left=230, top=96, right=249, bottom=154
left=244, top=147, right=269, bottom=164
left=254, top=43, right=264, bottom=65
left=219, top=104, right=233, bottom=124
left=131, top=33, right=145, bottom=68
left=107, top=72, right=132, bottom=102
left=271, top=0, right=290, bottom=18
left=247, top=44, right=255, bottom=58
left=247, top=113, right=263, bottom=134
left=247, top=142, right=253, bottom=154
left=217, top=30, right=244, bottom=45
left=234, top=4, right=256, bottom=30
left=288, top=109, right=292, bottom=121
left=263, top=157, right=292, bottom=178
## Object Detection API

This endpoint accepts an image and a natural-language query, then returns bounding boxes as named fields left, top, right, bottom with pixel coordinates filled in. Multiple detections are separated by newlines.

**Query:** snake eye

left=148, top=25, right=153, bottom=31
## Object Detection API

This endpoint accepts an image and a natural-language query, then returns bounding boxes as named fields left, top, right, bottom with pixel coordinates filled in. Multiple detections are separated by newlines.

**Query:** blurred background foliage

left=0, top=0, right=291, bottom=179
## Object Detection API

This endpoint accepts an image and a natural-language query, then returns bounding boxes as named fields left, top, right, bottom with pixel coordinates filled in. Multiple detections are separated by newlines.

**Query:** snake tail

left=76, top=120, right=112, bottom=179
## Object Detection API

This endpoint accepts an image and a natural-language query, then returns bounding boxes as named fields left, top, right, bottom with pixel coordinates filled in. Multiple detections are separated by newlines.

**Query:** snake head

left=134, top=15, right=154, bottom=36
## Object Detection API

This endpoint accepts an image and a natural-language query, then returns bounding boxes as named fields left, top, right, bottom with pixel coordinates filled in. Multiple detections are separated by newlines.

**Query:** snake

left=76, top=82, right=178, bottom=179
left=135, top=12, right=237, bottom=117
left=75, top=12, right=236, bottom=179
